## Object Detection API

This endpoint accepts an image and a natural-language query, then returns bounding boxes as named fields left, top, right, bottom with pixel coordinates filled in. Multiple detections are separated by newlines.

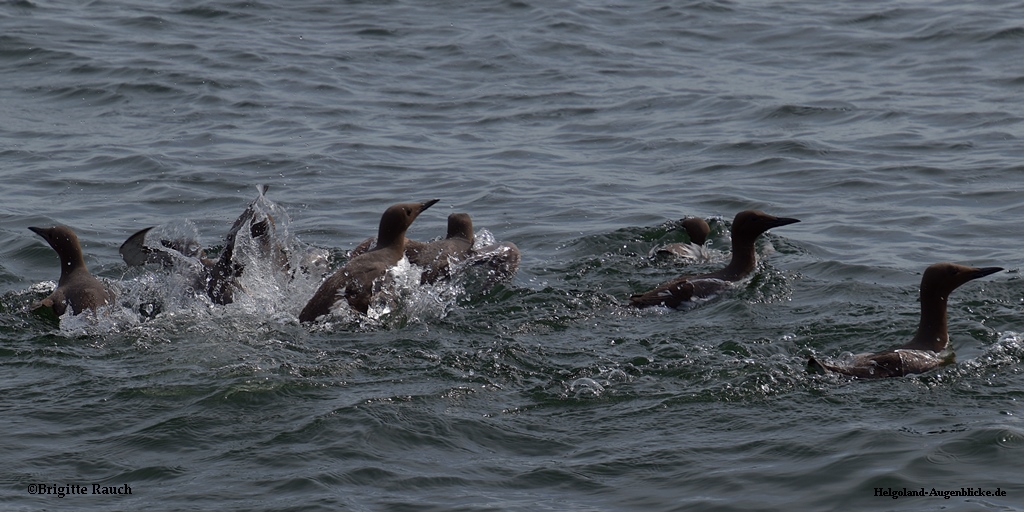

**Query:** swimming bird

left=808, top=262, right=1003, bottom=378
left=119, top=185, right=281, bottom=305
left=119, top=226, right=211, bottom=268
left=649, top=217, right=713, bottom=261
left=629, top=210, right=800, bottom=309
left=299, top=199, right=439, bottom=321
left=406, top=212, right=475, bottom=284
left=29, top=225, right=115, bottom=316
left=204, top=185, right=281, bottom=304
left=466, top=241, right=521, bottom=283
left=351, top=212, right=521, bottom=285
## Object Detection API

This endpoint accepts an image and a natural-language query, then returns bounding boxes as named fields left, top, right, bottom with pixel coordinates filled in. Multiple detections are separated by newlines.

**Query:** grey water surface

left=2, top=1, right=1024, bottom=510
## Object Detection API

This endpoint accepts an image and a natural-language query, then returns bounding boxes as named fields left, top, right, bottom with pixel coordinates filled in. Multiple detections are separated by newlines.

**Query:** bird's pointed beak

left=970, top=266, right=1004, bottom=279
left=420, top=199, right=440, bottom=212
left=771, top=217, right=801, bottom=228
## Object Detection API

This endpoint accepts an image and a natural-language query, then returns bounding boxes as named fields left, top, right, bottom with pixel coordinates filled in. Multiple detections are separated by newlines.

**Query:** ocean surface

left=2, top=0, right=1024, bottom=510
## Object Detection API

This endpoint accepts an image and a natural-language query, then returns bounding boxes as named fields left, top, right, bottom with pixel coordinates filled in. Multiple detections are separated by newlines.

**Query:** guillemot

left=298, top=199, right=439, bottom=321
left=629, top=210, right=799, bottom=309
left=808, top=262, right=1003, bottom=378
left=29, top=225, right=115, bottom=316
left=649, top=217, right=713, bottom=261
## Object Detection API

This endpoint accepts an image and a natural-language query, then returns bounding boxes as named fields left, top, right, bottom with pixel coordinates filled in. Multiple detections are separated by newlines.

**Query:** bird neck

left=904, top=290, right=949, bottom=352
left=718, top=238, right=757, bottom=281
left=58, top=251, right=88, bottom=284
left=375, top=231, right=407, bottom=255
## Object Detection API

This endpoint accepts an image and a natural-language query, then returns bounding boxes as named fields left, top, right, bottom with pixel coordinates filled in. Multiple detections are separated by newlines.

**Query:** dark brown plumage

left=29, top=225, right=115, bottom=316
left=406, top=212, right=475, bottom=284
left=204, top=185, right=278, bottom=304
left=808, top=262, right=1003, bottom=378
left=466, top=241, right=521, bottom=283
left=629, top=210, right=799, bottom=309
left=652, top=217, right=711, bottom=259
left=350, top=212, right=520, bottom=286
left=299, top=199, right=439, bottom=322
left=119, top=185, right=279, bottom=305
